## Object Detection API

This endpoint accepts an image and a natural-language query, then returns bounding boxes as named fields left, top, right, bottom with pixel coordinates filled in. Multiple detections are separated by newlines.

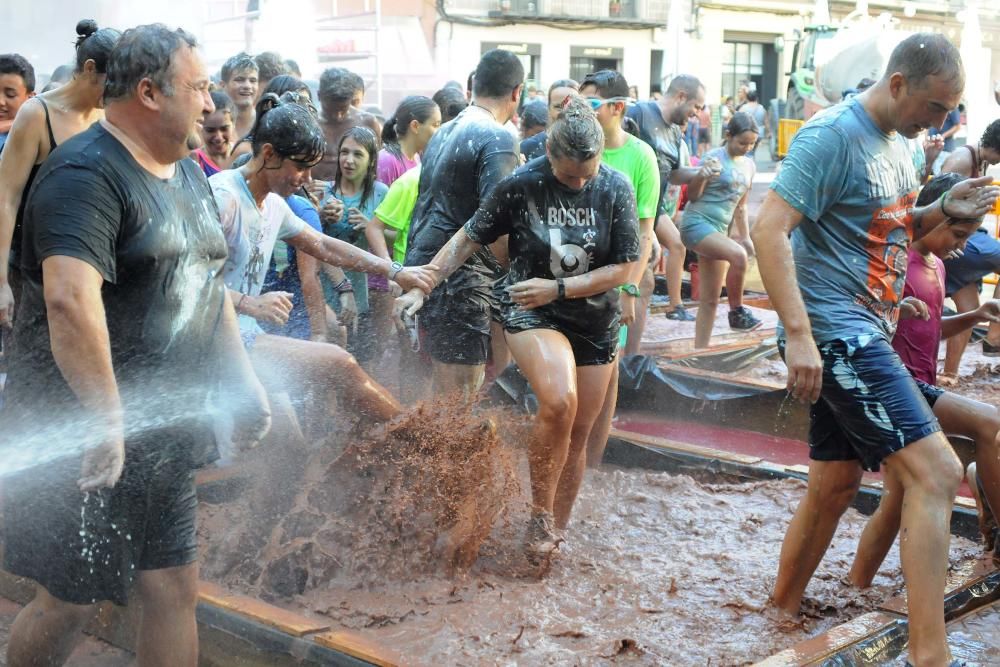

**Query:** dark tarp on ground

left=490, top=341, right=781, bottom=412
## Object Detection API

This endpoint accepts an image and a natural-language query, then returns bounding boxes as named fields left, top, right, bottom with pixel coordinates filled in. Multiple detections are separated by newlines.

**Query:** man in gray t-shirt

left=752, top=33, right=999, bottom=665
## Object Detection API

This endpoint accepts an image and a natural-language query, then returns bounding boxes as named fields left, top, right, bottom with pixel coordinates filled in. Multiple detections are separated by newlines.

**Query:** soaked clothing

left=320, top=182, right=388, bottom=313
left=626, top=100, right=684, bottom=216
left=2, top=122, right=229, bottom=603
left=780, top=337, right=942, bottom=471
left=893, top=249, right=945, bottom=385
left=405, top=105, right=518, bottom=364
left=464, top=158, right=639, bottom=365
left=773, top=98, right=919, bottom=344
left=520, top=130, right=547, bottom=162
left=210, top=168, right=306, bottom=335
left=943, top=228, right=1000, bottom=296
left=3, top=436, right=199, bottom=605
left=680, top=146, right=753, bottom=248
left=260, top=195, right=323, bottom=340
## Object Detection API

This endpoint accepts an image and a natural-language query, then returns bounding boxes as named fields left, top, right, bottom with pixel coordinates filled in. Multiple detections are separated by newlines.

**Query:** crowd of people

left=0, top=18, right=997, bottom=667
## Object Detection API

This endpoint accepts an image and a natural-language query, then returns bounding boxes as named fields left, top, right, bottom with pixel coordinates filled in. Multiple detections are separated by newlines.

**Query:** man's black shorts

left=780, top=336, right=942, bottom=472
left=2, top=434, right=199, bottom=606
left=420, top=266, right=493, bottom=365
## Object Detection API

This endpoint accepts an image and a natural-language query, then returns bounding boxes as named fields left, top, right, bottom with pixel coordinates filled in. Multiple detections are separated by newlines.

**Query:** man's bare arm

left=43, top=255, right=124, bottom=489
left=750, top=191, right=822, bottom=403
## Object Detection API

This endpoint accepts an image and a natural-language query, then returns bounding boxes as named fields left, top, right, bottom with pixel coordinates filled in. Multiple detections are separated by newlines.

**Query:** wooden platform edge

left=609, top=427, right=763, bottom=465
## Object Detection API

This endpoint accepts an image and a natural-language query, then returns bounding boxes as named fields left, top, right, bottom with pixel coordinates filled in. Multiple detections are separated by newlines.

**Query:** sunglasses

left=585, top=96, right=629, bottom=110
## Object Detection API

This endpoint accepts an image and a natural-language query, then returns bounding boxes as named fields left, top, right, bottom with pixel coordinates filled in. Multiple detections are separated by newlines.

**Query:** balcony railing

left=443, top=0, right=670, bottom=25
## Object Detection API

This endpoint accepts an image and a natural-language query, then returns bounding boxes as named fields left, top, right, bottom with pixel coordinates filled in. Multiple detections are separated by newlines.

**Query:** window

left=721, top=41, right=763, bottom=100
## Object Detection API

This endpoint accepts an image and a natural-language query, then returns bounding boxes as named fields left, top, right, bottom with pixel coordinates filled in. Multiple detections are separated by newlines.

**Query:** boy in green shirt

left=578, top=70, right=660, bottom=469
left=366, top=165, right=421, bottom=264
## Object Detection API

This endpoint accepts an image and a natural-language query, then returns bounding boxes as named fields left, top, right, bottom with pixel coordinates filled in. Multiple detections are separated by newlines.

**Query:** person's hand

left=306, top=180, right=329, bottom=201
left=394, top=288, right=426, bottom=320
left=942, top=177, right=1000, bottom=219
left=79, top=420, right=125, bottom=492
left=507, top=278, right=558, bottom=310
left=393, top=264, right=438, bottom=294
left=348, top=208, right=368, bottom=232
left=389, top=280, right=403, bottom=297
left=246, top=291, right=293, bottom=326
left=620, top=293, right=636, bottom=325
left=231, top=376, right=272, bottom=451
left=975, top=300, right=1000, bottom=323
left=899, top=296, right=929, bottom=321
left=698, top=157, right=722, bottom=180
left=319, top=197, right=344, bottom=227
left=338, top=291, right=357, bottom=331
left=0, top=280, right=14, bottom=329
left=782, top=333, right=823, bottom=403
left=944, top=246, right=965, bottom=261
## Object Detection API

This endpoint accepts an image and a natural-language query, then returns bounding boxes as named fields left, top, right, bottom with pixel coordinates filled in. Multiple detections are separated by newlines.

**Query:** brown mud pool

left=198, top=406, right=984, bottom=666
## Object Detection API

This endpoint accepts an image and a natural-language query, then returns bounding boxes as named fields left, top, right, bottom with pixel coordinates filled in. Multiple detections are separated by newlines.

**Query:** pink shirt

left=892, top=249, right=945, bottom=385
left=377, top=149, right=419, bottom=186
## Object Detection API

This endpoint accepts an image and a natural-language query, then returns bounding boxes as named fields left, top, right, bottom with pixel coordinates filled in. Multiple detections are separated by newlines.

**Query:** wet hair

left=548, top=78, right=579, bottom=102
left=520, top=99, right=548, bottom=131
left=0, top=54, right=36, bottom=93
left=980, top=118, right=1000, bottom=153
left=74, top=20, right=120, bottom=74
left=382, top=95, right=438, bottom=158
left=210, top=90, right=236, bottom=118
left=580, top=70, right=630, bottom=99
left=262, top=74, right=311, bottom=102
left=318, top=67, right=363, bottom=103
left=884, top=33, right=963, bottom=90
left=746, top=89, right=758, bottom=103
left=666, top=74, right=702, bottom=99
left=254, top=51, right=286, bottom=83
left=546, top=95, right=604, bottom=162
left=333, top=126, right=380, bottom=209
left=103, top=25, right=198, bottom=102
left=916, top=172, right=978, bottom=225
left=284, top=58, right=301, bottom=77
left=473, top=49, right=524, bottom=99
left=246, top=91, right=325, bottom=167
left=221, top=52, right=257, bottom=82
left=443, top=80, right=463, bottom=92
left=726, top=111, right=759, bottom=139
left=432, top=86, right=467, bottom=123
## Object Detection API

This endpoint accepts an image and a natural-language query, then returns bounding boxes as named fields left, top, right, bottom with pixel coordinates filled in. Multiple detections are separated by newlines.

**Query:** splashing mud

left=200, top=401, right=525, bottom=597
left=200, top=436, right=984, bottom=666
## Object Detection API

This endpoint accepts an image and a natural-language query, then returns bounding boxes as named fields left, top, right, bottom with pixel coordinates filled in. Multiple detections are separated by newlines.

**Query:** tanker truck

left=770, top=8, right=908, bottom=158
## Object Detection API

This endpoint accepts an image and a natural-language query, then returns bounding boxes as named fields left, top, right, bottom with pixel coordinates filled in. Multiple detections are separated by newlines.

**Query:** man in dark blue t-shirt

left=929, top=106, right=962, bottom=174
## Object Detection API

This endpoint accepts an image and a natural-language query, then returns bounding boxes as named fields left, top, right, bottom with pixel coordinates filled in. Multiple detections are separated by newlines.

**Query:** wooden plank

left=197, top=581, right=330, bottom=637
left=753, top=611, right=902, bottom=666
left=656, top=361, right=786, bottom=391
left=313, top=630, right=403, bottom=667
left=609, top=428, right=763, bottom=465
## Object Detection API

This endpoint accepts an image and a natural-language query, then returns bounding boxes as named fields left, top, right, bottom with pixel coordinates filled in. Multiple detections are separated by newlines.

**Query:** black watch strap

left=557, top=278, right=566, bottom=300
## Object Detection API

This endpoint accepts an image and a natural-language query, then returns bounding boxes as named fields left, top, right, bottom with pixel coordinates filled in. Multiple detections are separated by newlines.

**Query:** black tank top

left=11, top=98, right=57, bottom=269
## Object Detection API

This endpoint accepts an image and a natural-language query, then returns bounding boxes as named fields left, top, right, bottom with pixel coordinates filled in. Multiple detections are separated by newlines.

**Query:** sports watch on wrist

left=620, top=283, right=641, bottom=297
left=388, top=261, right=404, bottom=280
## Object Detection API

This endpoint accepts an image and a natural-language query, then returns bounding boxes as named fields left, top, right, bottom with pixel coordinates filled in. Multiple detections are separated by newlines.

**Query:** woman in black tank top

left=0, top=20, right=119, bottom=328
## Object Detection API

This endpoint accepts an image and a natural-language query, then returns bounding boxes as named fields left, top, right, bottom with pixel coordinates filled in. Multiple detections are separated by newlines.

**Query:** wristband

left=557, top=278, right=566, bottom=301
left=237, top=294, right=247, bottom=313
left=940, top=189, right=953, bottom=218
left=619, top=283, right=641, bottom=297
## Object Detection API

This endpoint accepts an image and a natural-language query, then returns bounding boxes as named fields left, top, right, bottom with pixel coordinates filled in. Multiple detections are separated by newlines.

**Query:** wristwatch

left=620, top=283, right=641, bottom=297
left=388, top=261, right=404, bottom=280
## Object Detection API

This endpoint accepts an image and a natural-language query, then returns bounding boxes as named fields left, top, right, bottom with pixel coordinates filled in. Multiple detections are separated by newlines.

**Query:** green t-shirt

left=601, top=134, right=660, bottom=221
left=374, top=166, right=421, bottom=263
